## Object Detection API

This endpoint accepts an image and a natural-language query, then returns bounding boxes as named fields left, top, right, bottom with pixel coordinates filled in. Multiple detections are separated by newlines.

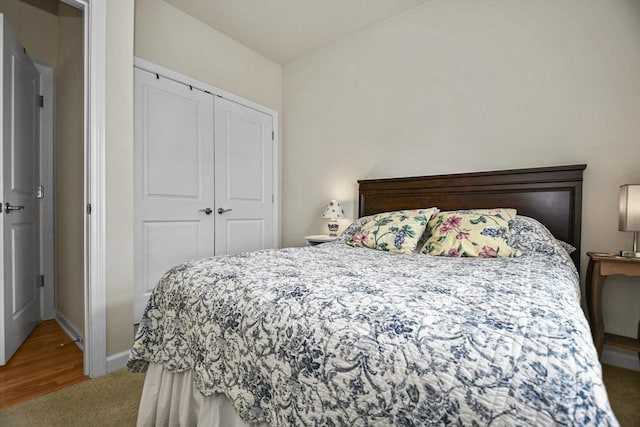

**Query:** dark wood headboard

left=358, top=164, right=586, bottom=268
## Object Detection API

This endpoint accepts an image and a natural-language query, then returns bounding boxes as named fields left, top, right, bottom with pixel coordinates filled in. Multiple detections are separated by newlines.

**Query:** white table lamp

left=619, top=184, right=640, bottom=258
left=322, top=200, right=345, bottom=237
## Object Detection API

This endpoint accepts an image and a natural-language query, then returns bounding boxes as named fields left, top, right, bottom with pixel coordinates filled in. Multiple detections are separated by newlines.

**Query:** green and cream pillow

left=347, top=208, right=439, bottom=254
left=420, top=208, right=521, bottom=258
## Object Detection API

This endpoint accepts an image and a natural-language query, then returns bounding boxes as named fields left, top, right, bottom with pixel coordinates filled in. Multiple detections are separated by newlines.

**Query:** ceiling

left=164, top=0, right=427, bottom=64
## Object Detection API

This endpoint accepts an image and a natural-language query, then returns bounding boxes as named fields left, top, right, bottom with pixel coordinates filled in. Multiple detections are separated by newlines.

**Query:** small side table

left=305, top=235, right=338, bottom=246
left=586, top=251, right=640, bottom=360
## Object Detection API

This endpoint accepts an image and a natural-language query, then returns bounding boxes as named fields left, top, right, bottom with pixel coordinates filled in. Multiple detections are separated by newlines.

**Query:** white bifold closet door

left=134, top=67, right=276, bottom=322
left=134, top=69, right=215, bottom=321
left=214, top=96, right=274, bottom=255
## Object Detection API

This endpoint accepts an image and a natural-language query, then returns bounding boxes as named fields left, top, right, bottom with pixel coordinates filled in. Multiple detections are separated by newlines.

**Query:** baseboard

left=602, top=345, right=640, bottom=371
left=106, top=350, right=130, bottom=373
left=55, top=311, right=84, bottom=352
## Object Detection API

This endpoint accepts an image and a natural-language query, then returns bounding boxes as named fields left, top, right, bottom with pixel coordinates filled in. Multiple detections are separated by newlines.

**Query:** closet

left=133, top=61, right=278, bottom=321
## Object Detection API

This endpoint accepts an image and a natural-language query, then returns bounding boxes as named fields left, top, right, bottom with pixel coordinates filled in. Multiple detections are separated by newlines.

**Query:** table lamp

left=619, top=184, right=640, bottom=258
left=322, top=200, right=345, bottom=237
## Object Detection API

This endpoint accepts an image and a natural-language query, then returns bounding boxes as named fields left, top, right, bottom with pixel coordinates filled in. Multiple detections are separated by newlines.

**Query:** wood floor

left=0, top=320, right=87, bottom=409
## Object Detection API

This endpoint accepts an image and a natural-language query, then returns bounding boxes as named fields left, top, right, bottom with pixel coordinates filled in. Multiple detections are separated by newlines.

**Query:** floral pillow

left=335, top=215, right=374, bottom=243
left=346, top=208, right=439, bottom=254
left=420, top=209, right=521, bottom=258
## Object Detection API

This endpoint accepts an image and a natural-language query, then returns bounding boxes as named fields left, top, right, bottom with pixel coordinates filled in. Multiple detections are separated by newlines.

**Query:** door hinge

left=38, top=95, right=44, bottom=108
left=272, top=131, right=274, bottom=141
left=87, top=203, right=92, bottom=215
left=39, top=275, right=45, bottom=287
left=272, top=194, right=275, bottom=203
left=36, top=185, right=44, bottom=199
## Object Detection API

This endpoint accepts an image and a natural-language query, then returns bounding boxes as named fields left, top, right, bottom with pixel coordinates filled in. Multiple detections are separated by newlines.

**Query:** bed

left=128, top=164, right=618, bottom=426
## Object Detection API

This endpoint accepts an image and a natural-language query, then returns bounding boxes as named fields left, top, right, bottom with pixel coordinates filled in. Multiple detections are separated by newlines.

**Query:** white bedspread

left=129, top=217, right=617, bottom=426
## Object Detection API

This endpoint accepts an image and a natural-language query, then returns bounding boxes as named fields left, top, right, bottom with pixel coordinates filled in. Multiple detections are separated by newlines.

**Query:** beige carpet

left=0, top=364, right=638, bottom=426
left=0, top=368, right=145, bottom=427
left=602, top=364, right=640, bottom=427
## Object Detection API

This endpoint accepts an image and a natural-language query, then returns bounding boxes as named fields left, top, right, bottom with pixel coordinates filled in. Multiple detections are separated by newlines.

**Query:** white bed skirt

left=137, top=363, right=270, bottom=427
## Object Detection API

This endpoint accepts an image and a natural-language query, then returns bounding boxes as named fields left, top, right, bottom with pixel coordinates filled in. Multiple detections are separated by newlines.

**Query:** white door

left=0, top=15, right=41, bottom=365
left=134, top=69, right=215, bottom=321
left=214, top=97, right=274, bottom=255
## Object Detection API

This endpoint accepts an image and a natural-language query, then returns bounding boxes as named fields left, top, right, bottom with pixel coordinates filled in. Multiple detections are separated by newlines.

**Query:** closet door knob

left=199, top=208, right=213, bottom=215
left=4, top=203, right=25, bottom=214
left=217, top=208, right=232, bottom=215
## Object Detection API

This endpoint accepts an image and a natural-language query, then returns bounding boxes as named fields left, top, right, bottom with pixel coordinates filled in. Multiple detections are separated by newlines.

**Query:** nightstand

left=586, top=251, right=640, bottom=360
left=305, top=235, right=338, bottom=246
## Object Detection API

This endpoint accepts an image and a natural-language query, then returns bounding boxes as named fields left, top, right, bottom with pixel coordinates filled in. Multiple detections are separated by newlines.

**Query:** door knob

left=4, top=203, right=24, bottom=214
left=199, top=208, right=213, bottom=215
left=217, top=208, right=232, bottom=215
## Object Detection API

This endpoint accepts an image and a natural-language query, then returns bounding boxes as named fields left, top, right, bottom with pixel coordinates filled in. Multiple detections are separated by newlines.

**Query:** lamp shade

left=619, top=184, right=640, bottom=231
left=321, top=200, right=345, bottom=219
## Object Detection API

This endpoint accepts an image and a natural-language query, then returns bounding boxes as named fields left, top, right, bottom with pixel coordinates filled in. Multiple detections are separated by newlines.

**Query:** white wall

left=282, top=0, right=640, bottom=349
left=105, top=0, right=135, bottom=356
left=55, top=3, right=84, bottom=334
left=134, top=0, right=281, bottom=112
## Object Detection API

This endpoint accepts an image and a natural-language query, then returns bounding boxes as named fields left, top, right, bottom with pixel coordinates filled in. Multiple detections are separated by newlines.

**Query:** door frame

left=134, top=57, right=281, bottom=249
left=61, top=0, right=107, bottom=378
left=34, top=62, right=54, bottom=321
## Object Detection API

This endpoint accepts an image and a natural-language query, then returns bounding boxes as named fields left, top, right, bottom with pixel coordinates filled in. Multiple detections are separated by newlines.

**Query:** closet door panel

left=214, top=97, right=274, bottom=255
left=134, top=69, right=214, bottom=322
left=144, top=91, right=200, bottom=198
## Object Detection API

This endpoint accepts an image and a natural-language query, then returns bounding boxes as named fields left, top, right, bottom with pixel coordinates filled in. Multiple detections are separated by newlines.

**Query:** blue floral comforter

left=128, top=227, right=617, bottom=425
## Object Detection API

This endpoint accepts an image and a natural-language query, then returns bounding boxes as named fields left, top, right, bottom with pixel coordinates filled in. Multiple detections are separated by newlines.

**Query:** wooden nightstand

left=586, top=251, right=640, bottom=360
left=305, top=235, right=338, bottom=246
